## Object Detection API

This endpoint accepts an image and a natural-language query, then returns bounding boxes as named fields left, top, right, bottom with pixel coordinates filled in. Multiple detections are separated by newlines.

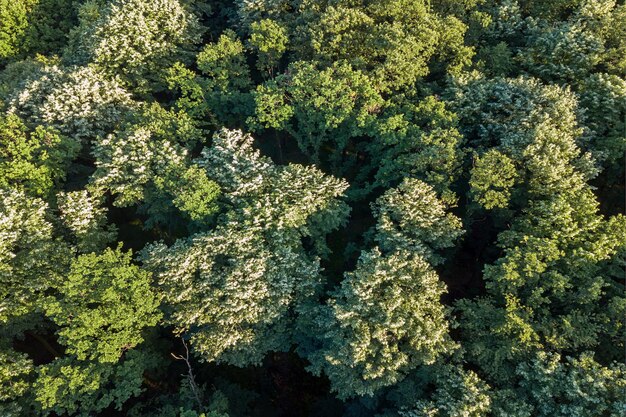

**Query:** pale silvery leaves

left=91, top=126, right=187, bottom=206
left=197, top=129, right=274, bottom=199
left=0, top=189, right=68, bottom=322
left=199, top=129, right=349, bottom=234
left=144, top=226, right=320, bottom=366
left=144, top=129, right=349, bottom=366
left=7, top=65, right=133, bottom=142
left=372, top=178, right=464, bottom=266
left=68, top=0, right=201, bottom=87
left=57, top=189, right=117, bottom=253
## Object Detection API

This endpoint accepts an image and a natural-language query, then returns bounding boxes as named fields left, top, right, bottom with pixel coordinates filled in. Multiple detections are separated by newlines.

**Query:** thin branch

left=171, top=337, right=203, bottom=411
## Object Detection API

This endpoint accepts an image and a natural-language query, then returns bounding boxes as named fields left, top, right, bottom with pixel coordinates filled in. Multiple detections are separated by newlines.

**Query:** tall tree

left=65, top=0, right=201, bottom=91
left=303, top=179, right=462, bottom=399
left=142, top=129, right=349, bottom=366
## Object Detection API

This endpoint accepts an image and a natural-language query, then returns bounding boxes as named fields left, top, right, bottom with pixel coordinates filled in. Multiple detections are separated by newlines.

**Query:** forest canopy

left=0, top=0, right=624, bottom=416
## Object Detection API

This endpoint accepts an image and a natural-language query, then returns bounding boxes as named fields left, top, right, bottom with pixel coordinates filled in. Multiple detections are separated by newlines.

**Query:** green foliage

left=91, top=122, right=221, bottom=225
left=519, top=21, right=604, bottom=83
left=252, top=60, right=383, bottom=166
left=476, top=42, right=514, bottom=76
left=22, top=0, right=82, bottom=56
left=578, top=73, right=626, bottom=166
left=249, top=19, right=288, bottom=74
left=0, top=114, right=79, bottom=197
left=0, top=58, right=47, bottom=109
left=0, top=0, right=80, bottom=62
left=167, top=30, right=253, bottom=127
left=0, top=342, right=33, bottom=412
left=91, top=126, right=185, bottom=206
left=249, top=80, right=293, bottom=130
left=450, top=75, right=598, bottom=212
left=469, top=150, right=518, bottom=209
left=197, top=30, right=251, bottom=91
left=300, top=0, right=473, bottom=91
left=156, top=165, right=220, bottom=222
left=380, top=365, right=492, bottom=417
left=0, top=0, right=38, bottom=61
left=366, top=95, right=464, bottom=199
left=491, top=352, right=626, bottom=417
left=44, top=246, right=161, bottom=363
left=165, top=63, right=213, bottom=125
left=601, top=3, right=626, bottom=75
left=450, top=75, right=582, bottom=158
left=34, top=349, right=156, bottom=416
left=307, top=248, right=455, bottom=399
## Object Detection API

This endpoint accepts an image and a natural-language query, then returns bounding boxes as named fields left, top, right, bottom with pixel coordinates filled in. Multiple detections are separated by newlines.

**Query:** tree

left=307, top=248, right=456, bottom=399
left=0, top=339, right=34, bottom=416
left=519, top=20, right=604, bottom=83
left=303, top=179, right=461, bottom=399
left=91, top=126, right=186, bottom=207
left=251, top=60, right=383, bottom=168
left=44, top=246, right=161, bottom=363
left=469, top=150, right=518, bottom=209
left=141, top=129, right=349, bottom=367
left=57, top=189, right=117, bottom=253
left=0, top=188, right=70, bottom=324
left=0, top=114, right=79, bottom=198
left=249, top=19, right=288, bottom=75
left=368, top=95, right=465, bottom=198
left=34, top=349, right=158, bottom=416
left=0, top=0, right=38, bottom=62
left=90, top=123, right=221, bottom=225
left=0, top=0, right=81, bottom=63
left=517, top=0, right=626, bottom=78
left=491, top=352, right=626, bottom=417
left=7, top=64, right=134, bottom=142
left=378, top=364, right=492, bottom=417
left=21, top=0, right=82, bottom=57
left=299, top=0, right=473, bottom=91
left=578, top=73, right=626, bottom=168
left=449, top=75, right=598, bottom=213
left=166, top=30, right=253, bottom=128
left=454, top=76, right=626, bottom=381
left=65, top=0, right=201, bottom=90
left=371, top=178, right=464, bottom=266
left=33, top=246, right=162, bottom=416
